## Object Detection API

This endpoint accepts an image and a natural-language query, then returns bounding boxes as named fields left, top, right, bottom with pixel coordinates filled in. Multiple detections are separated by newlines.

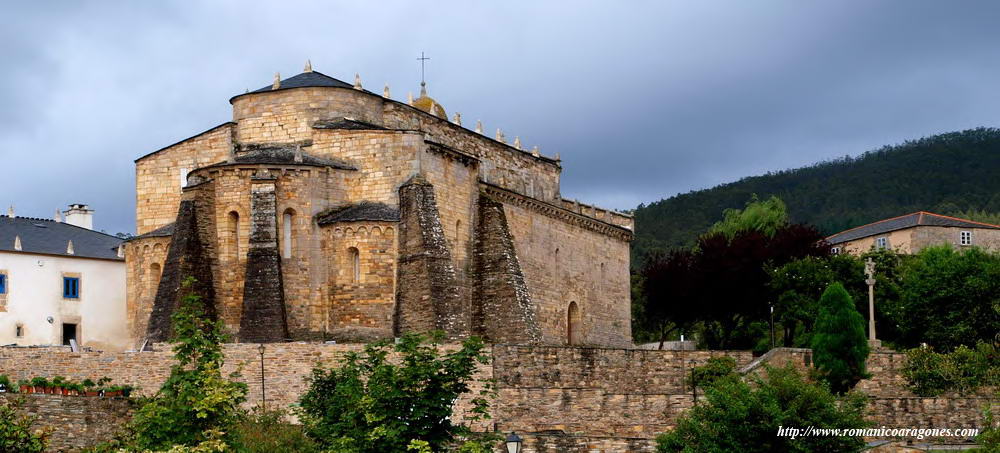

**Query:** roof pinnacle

left=383, top=83, right=391, bottom=98
left=272, top=72, right=281, bottom=90
left=354, top=73, right=363, bottom=90
left=475, top=120, right=483, bottom=134
left=7, top=205, right=13, bottom=218
left=304, top=59, right=313, bottom=73
left=54, top=209, right=62, bottom=222
left=14, top=235, right=21, bottom=251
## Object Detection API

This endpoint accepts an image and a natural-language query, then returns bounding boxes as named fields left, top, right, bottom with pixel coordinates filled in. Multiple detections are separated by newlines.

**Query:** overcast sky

left=2, top=1, right=1000, bottom=234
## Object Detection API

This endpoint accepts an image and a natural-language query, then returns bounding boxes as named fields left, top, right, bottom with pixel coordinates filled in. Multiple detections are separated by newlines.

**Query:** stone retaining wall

left=1, top=393, right=134, bottom=452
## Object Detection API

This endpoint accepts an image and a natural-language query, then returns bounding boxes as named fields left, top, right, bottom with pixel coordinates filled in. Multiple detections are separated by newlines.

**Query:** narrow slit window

left=349, top=247, right=360, bottom=283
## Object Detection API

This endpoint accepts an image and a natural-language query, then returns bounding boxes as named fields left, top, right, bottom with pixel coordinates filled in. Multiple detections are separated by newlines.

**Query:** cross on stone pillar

left=864, top=257, right=880, bottom=348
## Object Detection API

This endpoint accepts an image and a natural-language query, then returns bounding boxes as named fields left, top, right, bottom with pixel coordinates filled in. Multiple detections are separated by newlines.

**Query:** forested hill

left=632, top=127, right=1000, bottom=265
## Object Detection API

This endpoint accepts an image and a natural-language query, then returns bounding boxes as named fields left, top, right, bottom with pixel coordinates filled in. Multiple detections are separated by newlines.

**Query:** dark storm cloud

left=2, top=1, right=999, bottom=233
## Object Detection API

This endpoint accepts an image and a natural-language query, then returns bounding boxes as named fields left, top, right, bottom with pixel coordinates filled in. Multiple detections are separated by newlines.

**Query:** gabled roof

left=826, top=211, right=1000, bottom=244
left=316, top=202, right=399, bottom=225
left=230, top=71, right=357, bottom=103
left=0, top=216, right=123, bottom=260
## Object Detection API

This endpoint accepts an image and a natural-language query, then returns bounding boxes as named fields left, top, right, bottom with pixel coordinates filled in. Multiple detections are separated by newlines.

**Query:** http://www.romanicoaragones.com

left=777, top=425, right=979, bottom=440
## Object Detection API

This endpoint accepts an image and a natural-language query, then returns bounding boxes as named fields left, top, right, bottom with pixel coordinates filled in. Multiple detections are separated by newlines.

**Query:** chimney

left=63, top=204, right=94, bottom=230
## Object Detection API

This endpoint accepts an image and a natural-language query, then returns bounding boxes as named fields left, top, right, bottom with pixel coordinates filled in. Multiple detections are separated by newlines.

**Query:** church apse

left=126, top=64, right=633, bottom=347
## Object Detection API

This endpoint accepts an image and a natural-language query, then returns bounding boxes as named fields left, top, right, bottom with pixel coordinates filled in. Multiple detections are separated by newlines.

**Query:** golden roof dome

left=411, top=82, right=447, bottom=118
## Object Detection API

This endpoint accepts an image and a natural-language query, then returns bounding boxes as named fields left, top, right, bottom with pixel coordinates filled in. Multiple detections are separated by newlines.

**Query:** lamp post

left=769, top=304, right=775, bottom=350
left=258, top=344, right=266, bottom=410
left=864, top=258, right=881, bottom=349
left=505, top=432, right=523, bottom=453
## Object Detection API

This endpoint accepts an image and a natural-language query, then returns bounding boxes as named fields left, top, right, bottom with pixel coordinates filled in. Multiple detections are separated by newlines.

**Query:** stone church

left=124, top=63, right=633, bottom=348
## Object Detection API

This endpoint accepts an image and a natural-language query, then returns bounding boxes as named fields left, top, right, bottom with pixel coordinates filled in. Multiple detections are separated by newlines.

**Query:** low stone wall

left=1, top=393, right=134, bottom=452
left=1, top=344, right=995, bottom=452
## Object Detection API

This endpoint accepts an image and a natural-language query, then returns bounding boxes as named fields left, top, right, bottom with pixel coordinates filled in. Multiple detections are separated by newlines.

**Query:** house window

left=830, top=247, right=841, bottom=255
left=0, top=273, right=6, bottom=294
left=960, top=230, right=972, bottom=246
left=63, top=277, right=80, bottom=299
left=875, top=237, right=888, bottom=250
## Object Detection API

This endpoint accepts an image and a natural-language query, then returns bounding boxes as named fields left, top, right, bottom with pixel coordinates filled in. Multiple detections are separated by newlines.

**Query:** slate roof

left=200, top=146, right=357, bottom=171
left=313, top=117, right=387, bottom=130
left=826, top=211, right=1000, bottom=244
left=316, top=202, right=399, bottom=225
left=0, top=216, right=123, bottom=260
left=231, top=71, right=358, bottom=103
left=129, top=222, right=175, bottom=241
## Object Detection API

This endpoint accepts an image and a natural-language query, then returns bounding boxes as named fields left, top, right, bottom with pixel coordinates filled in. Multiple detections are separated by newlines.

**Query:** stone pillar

left=238, top=173, right=290, bottom=342
left=146, top=195, right=218, bottom=343
left=471, top=195, right=541, bottom=343
left=393, top=174, right=467, bottom=338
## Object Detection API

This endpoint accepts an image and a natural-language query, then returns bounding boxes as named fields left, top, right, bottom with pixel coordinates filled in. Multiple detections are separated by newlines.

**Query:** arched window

left=282, top=209, right=296, bottom=259
left=227, top=211, right=240, bottom=259
left=348, top=247, right=360, bottom=283
left=567, top=301, right=580, bottom=345
left=149, top=262, right=161, bottom=294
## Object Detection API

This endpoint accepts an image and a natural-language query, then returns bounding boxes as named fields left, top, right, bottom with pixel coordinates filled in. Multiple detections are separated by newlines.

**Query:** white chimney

left=63, top=204, right=94, bottom=230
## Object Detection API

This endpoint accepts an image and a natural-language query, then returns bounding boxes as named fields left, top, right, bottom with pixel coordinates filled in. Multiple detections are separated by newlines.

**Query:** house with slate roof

left=826, top=211, right=1000, bottom=255
left=0, top=204, right=128, bottom=350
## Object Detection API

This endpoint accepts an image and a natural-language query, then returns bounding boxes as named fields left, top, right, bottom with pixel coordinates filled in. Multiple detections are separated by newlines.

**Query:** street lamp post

left=258, top=344, right=266, bottom=410
left=864, top=258, right=881, bottom=349
left=505, top=432, right=523, bottom=453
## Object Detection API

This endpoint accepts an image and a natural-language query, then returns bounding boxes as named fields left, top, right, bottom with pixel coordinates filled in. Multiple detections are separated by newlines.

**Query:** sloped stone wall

left=1, top=393, right=134, bottom=452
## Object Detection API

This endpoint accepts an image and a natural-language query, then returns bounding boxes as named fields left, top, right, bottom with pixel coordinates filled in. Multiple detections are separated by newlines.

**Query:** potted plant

left=0, top=375, right=10, bottom=393
left=18, top=379, right=30, bottom=394
left=82, top=379, right=98, bottom=397
left=97, top=377, right=111, bottom=398
left=120, top=384, right=135, bottom=398
left=30, top=377, right=47, bottom=394
left=52, top=376, right=66, bottom=395
left=105, top=385, right=122, bottom=398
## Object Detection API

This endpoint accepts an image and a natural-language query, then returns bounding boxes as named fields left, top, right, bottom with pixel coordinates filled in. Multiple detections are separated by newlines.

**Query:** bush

left=297, top=332, right=493, bottom=453
left=811, top=282, right=870, bottom=394
left=0, top=397, right=47, bottom=453
left=687, top=357, right=737, bottom=389
left=231, top=407, right=319, bottom=453
left=657, top=365, right=868, bottom=453
left=903, top=342, right=999, bottom=397
left=128, top=278, right=247, bottom=451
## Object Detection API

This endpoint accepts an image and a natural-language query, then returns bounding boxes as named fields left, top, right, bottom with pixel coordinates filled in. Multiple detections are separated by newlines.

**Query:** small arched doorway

left=567, top=301, right=580, bottom=345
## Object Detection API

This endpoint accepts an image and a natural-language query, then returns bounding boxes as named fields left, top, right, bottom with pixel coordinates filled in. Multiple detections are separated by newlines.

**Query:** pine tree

left=811, top=282, right=870, bottom=394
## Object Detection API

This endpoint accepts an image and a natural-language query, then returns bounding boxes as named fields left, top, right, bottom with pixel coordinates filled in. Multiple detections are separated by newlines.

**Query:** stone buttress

left=238, top=172, right=290, bottom=342
left=393, top=174, right=468, bottom=338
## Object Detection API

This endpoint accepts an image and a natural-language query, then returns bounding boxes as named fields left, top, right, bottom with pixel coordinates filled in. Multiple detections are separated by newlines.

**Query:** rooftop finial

left=407, top=92, right=414, bottom=105
left=304, top=59, right=313, bottom=73
left=531, top=145, right=540, bottom=157
left=14, top=235, right=21, bottom=251
left=66, top=240, right=75, bottom=255
left=54, top=209, right=62, bottom=222
left=452, top=112, right=462, bottom=126
left=7, top=205, right=13, bottom=218
left=513, top=136, right=522, bottom=150
left=417, top=51, right=430, bottom=85
left=354, top=73, right=363, bottom=90
left=272, top=72, right=281, bottom=90
left=475, top=120, right=483, bottom=134
left=383, top=83, right=391, bottom=98
left=496, top=128, right=506, bottom=143
left=117, top=244, right=125, bottom=258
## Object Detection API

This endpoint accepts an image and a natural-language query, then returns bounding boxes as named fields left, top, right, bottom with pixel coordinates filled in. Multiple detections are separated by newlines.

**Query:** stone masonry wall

left=125, top=237, right=169, bottom=344
left=485, top=185, right=633, bottom=347
left=1, top=393, right=134, bottom=452
left=135, top=123, right=234, bottom=235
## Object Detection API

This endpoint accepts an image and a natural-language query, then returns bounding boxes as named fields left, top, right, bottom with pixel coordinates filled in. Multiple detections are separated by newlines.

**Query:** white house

left=0, top=204, right=129, bottom=351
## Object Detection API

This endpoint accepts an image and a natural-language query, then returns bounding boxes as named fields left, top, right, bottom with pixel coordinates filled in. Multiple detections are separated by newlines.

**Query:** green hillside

left=632, top=127, right=1000, bottom=265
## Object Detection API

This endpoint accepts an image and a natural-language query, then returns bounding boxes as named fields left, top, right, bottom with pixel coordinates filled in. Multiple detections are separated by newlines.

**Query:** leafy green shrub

left=128, top=278, right=247, bottom=451
left=231, top=407, right=319, bottom=453
left=298, top=332, right=493, bottom=453
left=657, top=365, right=868, bottom=452
left=903, top=342, right=999, bottom=397
left=687, top=357, right=737, bottom=389
left=811, top=282, right=870, bottom=394
left=0, top=397, right=47, bottom=453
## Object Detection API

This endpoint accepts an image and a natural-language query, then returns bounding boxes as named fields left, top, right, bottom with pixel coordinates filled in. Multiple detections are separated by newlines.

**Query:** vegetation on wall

left=633, top=127, right=1000, bottom=266
left=0, top=397, right=48, bottom=453
left=902, top=342, right=999, bottom=397
left=656, top=365, right=868, bottom=453
left=297, top=332, right=495, bottom=453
